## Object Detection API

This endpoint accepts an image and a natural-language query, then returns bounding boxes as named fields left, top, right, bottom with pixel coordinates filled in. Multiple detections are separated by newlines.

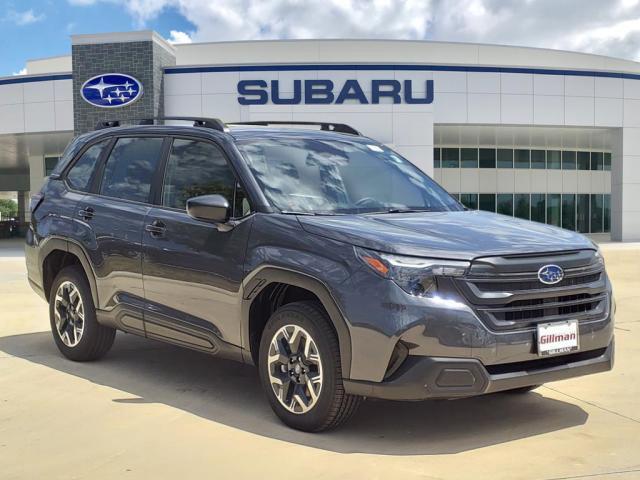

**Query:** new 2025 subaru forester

left=25, top=118, right=614, bottom=432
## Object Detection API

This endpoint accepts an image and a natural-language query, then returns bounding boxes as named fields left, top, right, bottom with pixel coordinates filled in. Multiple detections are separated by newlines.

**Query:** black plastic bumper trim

left=343, top=340, right=614, bottom=400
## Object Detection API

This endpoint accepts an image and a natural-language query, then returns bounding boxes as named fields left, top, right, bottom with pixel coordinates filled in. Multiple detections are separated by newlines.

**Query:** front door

left=141, top=138, right=253, bottom=354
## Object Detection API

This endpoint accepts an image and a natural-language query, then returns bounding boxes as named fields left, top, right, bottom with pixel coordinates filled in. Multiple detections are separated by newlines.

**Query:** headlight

left=355, top=246, right=470, bottom=297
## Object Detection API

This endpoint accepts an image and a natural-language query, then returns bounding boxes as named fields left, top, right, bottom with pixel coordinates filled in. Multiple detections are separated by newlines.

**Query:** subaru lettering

left=237, top=79, right=434, bottom=105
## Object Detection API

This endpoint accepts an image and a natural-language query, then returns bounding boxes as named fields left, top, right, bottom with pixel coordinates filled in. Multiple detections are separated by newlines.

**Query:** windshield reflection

left=236, top=137, right=462, bottom=215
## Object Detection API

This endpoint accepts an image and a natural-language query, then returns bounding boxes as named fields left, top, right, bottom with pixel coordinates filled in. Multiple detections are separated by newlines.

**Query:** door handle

left=145, top=220, right=166, bottom=237
left=77, top=207, right=94, bottom=220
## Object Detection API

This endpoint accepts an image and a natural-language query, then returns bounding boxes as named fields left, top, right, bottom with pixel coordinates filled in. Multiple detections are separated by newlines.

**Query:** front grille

left=474, top=272, right=601, bottom=292
left=456, top=252, right=608, bottom=331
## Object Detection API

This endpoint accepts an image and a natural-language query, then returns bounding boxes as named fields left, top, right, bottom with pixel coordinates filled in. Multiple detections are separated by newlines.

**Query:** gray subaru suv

left=25, top=118, right=614, bottom=432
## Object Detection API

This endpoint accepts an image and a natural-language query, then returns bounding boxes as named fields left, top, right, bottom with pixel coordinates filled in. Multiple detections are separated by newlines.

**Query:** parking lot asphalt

left=0, top=238, right=639, bottom=480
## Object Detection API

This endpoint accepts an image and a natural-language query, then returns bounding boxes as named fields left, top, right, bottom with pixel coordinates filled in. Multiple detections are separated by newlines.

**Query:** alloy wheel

left=53, top=281, right=85, bottom=347
left=267, top=324, right=323, bottom=414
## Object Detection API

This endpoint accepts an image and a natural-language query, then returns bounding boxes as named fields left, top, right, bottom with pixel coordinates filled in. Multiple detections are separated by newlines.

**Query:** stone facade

left=72, top=39, right=175, bottom=134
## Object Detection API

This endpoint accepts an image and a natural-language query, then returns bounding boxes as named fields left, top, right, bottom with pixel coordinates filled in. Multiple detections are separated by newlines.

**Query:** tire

left=49, top=265, right=115, bottom=361
left=505, top=385, right=542, bottom=394
left=258, top=301, right=362, bottom=432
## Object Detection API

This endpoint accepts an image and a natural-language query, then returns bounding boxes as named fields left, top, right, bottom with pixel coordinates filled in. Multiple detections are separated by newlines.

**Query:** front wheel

left=258, top=301, right=361, bottom=432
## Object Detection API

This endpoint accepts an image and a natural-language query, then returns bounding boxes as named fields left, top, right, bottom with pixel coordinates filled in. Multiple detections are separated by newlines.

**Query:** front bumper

left=344, top=340, right=614, bottom=400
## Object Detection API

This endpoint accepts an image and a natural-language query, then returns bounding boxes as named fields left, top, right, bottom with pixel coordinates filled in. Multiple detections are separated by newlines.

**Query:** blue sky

left=1, top=0, right=639, bottom=77
left=0, top=0, right=195, bottom=76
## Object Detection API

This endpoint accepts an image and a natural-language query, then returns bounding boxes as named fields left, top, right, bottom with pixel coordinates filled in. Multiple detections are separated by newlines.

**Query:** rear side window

left=162, top=139, right=250, bottom=216
left=66, top=139, right=110, bottom=192
left=99, top=137, right=164, bottom=203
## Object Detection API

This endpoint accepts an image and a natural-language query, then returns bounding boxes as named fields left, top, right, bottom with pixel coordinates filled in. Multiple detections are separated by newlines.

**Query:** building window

left=531, top=194, right=546, bottom=223
left=577, top=151, right=590, bottom=170
left=514, top=194, right=530, bottom=220
left=591, top=194, right=603, bottom=232
left=547, top=150, right=561, bottom=169
left=577, top=194, right=590, bottom=233
left=497, top=194, right=514, bottom=215
left=604, top=153, right=611, bottom=171
left=546, top=194, right=561, bottom=227
left=591, top=152, right=603, bottom=171
left=445, top=192, right=610, bottom=235
left=479, top=148, right=496, bottom=168
left=562, top=151, right=576, bottom=170
left=497, top=149, right=513, bottom=168
left=561, top=194, right=576, bottom=231
left=44, top=156, right=60, bottom=176
left=604, top=194, right=611, bottom=232
left=514, top=149, right=530, bottom=169
left=479, top=193, right=496, bottom=212
left=461, top=148, right=478, bottom=168
left=434, top=148, right=441, bottom=168
left=441, top=148, right=459, bottom=168
left=531, top=150, right=545, bottom=169
left=460, top=193, right=478, bottom=210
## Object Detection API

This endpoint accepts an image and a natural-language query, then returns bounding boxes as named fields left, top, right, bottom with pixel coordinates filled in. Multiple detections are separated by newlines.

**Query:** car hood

left=298, top=210, right=595, bottom=260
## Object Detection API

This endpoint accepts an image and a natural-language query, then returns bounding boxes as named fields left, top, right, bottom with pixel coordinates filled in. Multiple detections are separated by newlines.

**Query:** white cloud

left=167, top=29, right=192, bottom=43
left=67, top=0, right=640, bottom=61
left=13, top=67, right=27, bottom=76
left=6, top=9, right=45, bottom=26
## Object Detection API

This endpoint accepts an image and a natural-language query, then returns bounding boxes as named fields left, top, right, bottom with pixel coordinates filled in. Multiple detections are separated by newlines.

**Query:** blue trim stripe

left=164, top=63, right=640, bottom=80
left=0, top=73, right=72, bottom=86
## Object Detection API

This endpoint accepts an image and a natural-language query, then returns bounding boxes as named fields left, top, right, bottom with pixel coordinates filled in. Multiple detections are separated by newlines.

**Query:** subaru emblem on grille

left=538, top=264, right=564, bottom=285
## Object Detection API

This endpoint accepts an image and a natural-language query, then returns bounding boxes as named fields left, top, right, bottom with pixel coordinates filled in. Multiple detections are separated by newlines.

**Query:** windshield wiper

left=280, top=211, right=343, bottom=216
left=370, top=208, right=435, bottom=214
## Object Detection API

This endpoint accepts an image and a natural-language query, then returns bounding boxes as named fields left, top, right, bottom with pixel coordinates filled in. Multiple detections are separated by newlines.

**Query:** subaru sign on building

left=80, top=73, right=143, bottom=108
left=237, top=79, right=435, bottom=104
left=1, top=30, right=640, bottom=241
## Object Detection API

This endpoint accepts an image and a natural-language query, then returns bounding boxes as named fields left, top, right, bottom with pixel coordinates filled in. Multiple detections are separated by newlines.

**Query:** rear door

left=75, top=135, right=168, bottom=333
left=141, top=137, right=253, bottom=353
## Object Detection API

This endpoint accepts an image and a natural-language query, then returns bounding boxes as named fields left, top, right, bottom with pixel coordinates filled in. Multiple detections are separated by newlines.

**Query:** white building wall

left=0, top=76, right=73, bottom=135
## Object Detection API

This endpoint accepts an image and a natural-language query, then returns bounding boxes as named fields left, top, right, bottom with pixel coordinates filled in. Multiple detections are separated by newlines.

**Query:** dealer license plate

left=537, top=320, right=579, bottom=357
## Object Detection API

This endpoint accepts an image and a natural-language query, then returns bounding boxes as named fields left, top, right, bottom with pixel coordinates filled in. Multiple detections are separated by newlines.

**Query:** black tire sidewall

left=49, top=266, right=101, bottom=361
left=258, top=302, right=341, bottom=431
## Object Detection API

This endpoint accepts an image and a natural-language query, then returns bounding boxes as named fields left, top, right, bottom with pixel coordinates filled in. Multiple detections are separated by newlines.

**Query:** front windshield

left=236, top=136, right=462, bottom=214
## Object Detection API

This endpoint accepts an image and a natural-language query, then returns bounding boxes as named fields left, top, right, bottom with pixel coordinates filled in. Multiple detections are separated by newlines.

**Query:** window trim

left=154, top=135, right=255, bottom=220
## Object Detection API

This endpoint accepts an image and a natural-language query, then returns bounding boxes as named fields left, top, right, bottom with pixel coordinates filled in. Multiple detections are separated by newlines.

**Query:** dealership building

left=1, top=30, right=640, bottom=240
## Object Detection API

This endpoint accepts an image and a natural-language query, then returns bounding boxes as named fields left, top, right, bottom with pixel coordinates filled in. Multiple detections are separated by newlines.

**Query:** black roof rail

left=94, top=117, right=226, bottom=132
left=229, top=121, right=361, bottom=136
left=137, top=117, right=227, bottom=132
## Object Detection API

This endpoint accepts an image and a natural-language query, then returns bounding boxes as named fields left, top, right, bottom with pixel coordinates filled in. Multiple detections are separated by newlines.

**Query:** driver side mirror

left=186, top=194, right=230, bottom=223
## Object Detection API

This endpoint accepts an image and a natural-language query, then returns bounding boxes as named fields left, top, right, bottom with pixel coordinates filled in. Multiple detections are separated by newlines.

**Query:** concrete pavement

left=1, top=238, right=639, bottom=479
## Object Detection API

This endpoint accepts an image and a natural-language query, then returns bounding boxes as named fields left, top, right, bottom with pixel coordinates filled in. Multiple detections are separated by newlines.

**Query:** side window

left=66, top=140, right=110, bottom=192
left=99, top=137, right=164, bottom=203
left=162, top=139, right=251, bottom=217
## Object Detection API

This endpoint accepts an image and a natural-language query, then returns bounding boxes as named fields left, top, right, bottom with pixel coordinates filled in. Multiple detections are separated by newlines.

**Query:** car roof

left=79, top=124, right=376, bottom=145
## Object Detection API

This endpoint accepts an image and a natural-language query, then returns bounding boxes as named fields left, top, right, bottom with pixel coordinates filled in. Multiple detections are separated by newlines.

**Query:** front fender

left=240, top=266, right=353, bottom=378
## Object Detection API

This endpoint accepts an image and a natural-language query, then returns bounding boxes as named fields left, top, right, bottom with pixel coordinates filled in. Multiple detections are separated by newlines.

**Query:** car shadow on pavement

left=0, top=330, right=589, bottom=455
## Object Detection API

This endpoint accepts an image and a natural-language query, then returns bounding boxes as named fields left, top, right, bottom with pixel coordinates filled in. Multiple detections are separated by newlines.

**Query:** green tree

left=0, top=199, right=18, bottom=220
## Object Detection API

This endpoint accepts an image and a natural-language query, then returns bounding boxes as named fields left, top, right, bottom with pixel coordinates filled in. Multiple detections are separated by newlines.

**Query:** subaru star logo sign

left=80, top=73, right=143, bottom=108
left=538, top=264, right=565, bottom=285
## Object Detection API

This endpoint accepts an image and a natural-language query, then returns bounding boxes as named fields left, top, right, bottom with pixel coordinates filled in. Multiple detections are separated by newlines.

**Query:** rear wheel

left=258, top=301, right=362, bottom=432
left=49, top=266, right=115, bottom=361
